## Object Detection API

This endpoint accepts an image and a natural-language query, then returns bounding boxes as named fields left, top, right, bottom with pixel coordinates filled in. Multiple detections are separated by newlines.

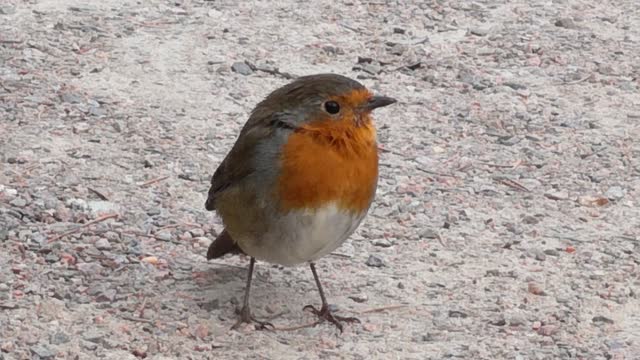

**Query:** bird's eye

left=323, top=101, right=340, bottom=114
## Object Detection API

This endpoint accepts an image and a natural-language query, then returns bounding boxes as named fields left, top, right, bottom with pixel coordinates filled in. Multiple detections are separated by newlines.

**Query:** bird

left=204, top=73, right=396, bottom=331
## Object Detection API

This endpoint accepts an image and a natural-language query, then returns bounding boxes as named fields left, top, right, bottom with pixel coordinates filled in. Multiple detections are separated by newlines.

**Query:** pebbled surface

left=1, top=0, right=639, bottom=359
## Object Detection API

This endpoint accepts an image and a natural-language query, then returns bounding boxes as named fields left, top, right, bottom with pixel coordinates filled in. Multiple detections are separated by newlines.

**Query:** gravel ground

left=1, top=0, right=639, bottom=359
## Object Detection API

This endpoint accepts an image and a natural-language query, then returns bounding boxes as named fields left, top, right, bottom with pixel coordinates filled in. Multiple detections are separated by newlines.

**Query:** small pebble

left=521, top=215, right=539, bottom=224
left=544, top=190, right=569, bottom=201
left=50, top=332, right=70, bottom=345
left=373, top=238, right=393, bottom=248
left=231, top=61, right=252, bottom=75
left=469, top=26, right=490, bottom=36
left=605, top=186, right=625, bottom=201
left=10, top=197, right=27, bottom=207
left=365, top=255, right=385, bottom=267
left=83, top=329, right=106, bottom=343
left=554, top=18, right=577, bottom=29
left=95, top=238, right=111, bottom=250
left=348, top=293, right=368, bottom=303
left=189, top=228, right=205, bottom=237
left=592, top=315, right=614, bottom=324
left=155, top=230, right=173, bottom=242
left=389, top=43, right=407, bottom=55
left=448, top=310, right=468, bottom=318
left=420, top=228, right=439, bottom=239
left=537, top=325, right=558, bottom=336
left=30, top=344, right=55, bottom=359
left=528, top=282, right=545, bottom=295
left=1, top=341, right=14, bottom=353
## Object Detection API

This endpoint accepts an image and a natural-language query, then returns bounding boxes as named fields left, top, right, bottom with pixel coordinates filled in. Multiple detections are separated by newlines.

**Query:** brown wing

left=204, top=109, right=299, bottom=211
left=204, top=137, right=257, bottom=211
left=204, top=113, right=272, bottom=211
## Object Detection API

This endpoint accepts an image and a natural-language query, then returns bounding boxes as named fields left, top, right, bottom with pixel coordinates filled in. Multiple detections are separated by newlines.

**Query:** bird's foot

left=303, top=304, right=360, bottom=332
left=232, top=306, right=275, bottom=331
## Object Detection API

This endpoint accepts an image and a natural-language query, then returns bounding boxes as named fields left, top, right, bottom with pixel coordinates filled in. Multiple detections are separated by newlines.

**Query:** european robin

left=205, top=73, right=396, bottom=331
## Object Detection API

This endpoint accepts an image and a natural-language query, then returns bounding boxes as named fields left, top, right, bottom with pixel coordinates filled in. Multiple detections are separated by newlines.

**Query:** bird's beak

left=364, top=95, right=397, bottom=111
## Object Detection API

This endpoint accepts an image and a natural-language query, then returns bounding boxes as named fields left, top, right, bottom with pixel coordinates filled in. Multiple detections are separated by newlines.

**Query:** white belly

left=238, top=203, right=366, bottom=266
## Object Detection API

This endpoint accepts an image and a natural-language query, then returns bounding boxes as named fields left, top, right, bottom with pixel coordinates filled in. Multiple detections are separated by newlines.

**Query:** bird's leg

left=303, top=262, right=360, bottom=332
left=232, top=257, right=274, bottom=330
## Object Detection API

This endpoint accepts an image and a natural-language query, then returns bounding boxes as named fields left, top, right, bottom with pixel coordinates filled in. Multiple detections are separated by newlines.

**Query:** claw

left=232, top=306, right=275, bottom=331
left=303, top=304, right=360, bottom=332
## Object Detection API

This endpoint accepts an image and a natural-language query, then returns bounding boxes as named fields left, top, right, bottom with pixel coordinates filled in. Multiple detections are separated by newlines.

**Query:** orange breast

left=277, top=117, right=378, bottom=212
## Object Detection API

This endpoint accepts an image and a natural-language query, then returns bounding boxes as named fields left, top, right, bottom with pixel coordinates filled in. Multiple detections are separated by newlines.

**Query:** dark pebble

left=365, top=255, right=385, bottom=267
left=592, top=316, right=614, bottom=324
left=448, top=310, right=468, bottom=318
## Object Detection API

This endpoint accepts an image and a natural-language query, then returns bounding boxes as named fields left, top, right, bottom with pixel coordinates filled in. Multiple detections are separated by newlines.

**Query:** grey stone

left=76, top=262, right=104, bottom=274
left=544, top=190, right=569, bottom=200
left=18, top=230, right=32, bottom=241
left=155, top=230, right=173, bottom=242
left=189, top=228, right=205, bottom=237
left=365, top=255, right=385, bottom=267
left=30, top=344, right=55, bottom=359
left=0, top=5, right=17, bottom=14
left=198, top=299, right=219, bottom=311
left=522, top=215, right=539, bottom=224
left=254, top=61, right=279, bottom=73
left=83, top=329, right=106, bottom=343
left=87, top=200, right=119, bottom=215
left=89, top=105, right=106, bottom=117
left=469, top=26, right=490, bottom=36
left=82, top=340, right=98, bottom=350
left=529, top=249, right=546, bottom=261
left=504, top=82, right=527, bottom=90
left=9, top=197, right=27, bottom=208
left=605, top=186, right=625, bottom=201
left=66, top=198, right=87, bottom=210
left=448, top=310, right=468, bottom=318
left=61, top=92, right=82, bottom=103
left=420, top=228, right=439, bottom=239
left=50, top=332, right=70, bottom=345
left=592, top=316, right=614, bottom=324
left=348, top=293, right=369, bottom=303
left=389, top=43, right=407, bottom=55
left=361, top=63, right=381, bottom=75
left=231, top=61, right=252, bottom=75
left=95, top=238, right=111, bottom=250
left=373, top=238, right=393, bottom=248
left=554, top=18, right=578, bottom=29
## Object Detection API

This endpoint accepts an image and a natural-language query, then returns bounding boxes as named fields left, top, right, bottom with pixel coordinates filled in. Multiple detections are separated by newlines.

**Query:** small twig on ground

left=118, top=230, right=181, bottom=244
left=274, top=321, right=318, bottom=331
left=560, top=74, right=593, bottom=85
left=494, top=178, right=531, bottom=192
left=121, top=315, right=154, bottom=324
left=88, top=187, right=109, bottom=200
left=140, top=175, right=169, bottom=187
left=155, top=223, right=201, bottom=232
left=48, top=213, right=119, bottom=242
left=477, top=161, right=518, bottom=168
left=359, top=304, right=407, bottom=314
left=330, top=252, right=353, bottom=258
left=137, top=297, right=148, bottom=318
left=416, top=166, right=456, bottom=178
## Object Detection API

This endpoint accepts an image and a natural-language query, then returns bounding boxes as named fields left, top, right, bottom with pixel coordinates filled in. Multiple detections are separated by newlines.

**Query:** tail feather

left=206, top=229, right=244, bottom=260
